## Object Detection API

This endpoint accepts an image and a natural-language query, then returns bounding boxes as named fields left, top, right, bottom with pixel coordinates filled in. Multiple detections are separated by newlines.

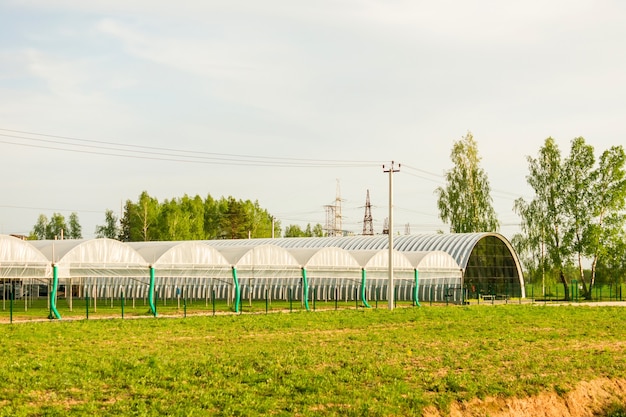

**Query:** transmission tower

left=404, top=223, right=411, bottom=235
left=362, top=189, right=374, bottom=235
left=324, top=180, right=343, bottom=237
left=324, top=204, right=336, bottom=236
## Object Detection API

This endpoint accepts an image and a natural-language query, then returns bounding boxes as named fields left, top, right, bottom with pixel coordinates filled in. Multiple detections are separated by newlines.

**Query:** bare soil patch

left=422, top=378, right=626, bottom=417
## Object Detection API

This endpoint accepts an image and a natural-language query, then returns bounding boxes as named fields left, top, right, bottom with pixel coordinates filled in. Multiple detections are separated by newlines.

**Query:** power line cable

left=0, top=128, right=381, bottom=168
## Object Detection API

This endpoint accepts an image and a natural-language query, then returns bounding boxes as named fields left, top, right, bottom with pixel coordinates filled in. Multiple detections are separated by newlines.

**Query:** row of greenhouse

left=0, top=233, right=525, bottom=317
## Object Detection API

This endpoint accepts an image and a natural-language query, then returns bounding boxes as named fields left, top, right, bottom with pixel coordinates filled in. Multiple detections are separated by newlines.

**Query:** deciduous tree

left=515, top=137, right=570, bottom=299
left=436, top=132, right=499, bottom=233
left=95, top=209, right=119, bottom=239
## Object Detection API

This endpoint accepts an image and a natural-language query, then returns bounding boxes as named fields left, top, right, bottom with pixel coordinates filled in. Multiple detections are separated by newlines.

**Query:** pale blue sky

left=1, top=1, right=625, bottom=239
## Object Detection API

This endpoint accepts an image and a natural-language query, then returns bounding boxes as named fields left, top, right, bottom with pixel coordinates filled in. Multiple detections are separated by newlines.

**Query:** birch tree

left=587, top=145, right=626, bottom=294
left=515, top=138, right=570, bottom=299
left=436, top=132, right=499, bottom=233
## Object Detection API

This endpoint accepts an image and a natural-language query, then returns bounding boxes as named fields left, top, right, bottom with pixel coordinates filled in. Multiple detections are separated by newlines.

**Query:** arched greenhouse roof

left=287, top=247, right=360, bottom=270
left=205, top=233, right=520, bottom=276
left=128, top=241, right=231, bottom=278
left=206, top=233, right=524, bottom=296
left=214, top=244, right=302, bottom=279
left=28, top=238, right=148, bottom=278
left=214, top=245, right=300, bottom=268
left=348, top=250, right=414, bottom=271
left=401, top=251, right=461, bottom=271
left=0, top=234, right=51, bottom=278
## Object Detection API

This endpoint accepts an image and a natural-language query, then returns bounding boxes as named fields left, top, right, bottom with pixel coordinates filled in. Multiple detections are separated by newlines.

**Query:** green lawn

left=1, top=305, right=625, bottom=416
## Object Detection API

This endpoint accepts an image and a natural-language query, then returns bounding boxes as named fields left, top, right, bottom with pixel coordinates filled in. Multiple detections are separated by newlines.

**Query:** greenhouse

left=205, top=232, right=525, bottom=300
left=0, top=232, right=524, bottom=318
left=0, top=234, right=51, bottom=303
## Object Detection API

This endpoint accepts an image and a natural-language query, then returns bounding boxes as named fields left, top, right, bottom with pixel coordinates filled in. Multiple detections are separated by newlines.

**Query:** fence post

left=376, top=287, right=379, bottom=309
left=505, top=281, right=508, bottom=304
left=9, top=285, right=13, bottom=324
left=394, top=287, right=398, bottom=309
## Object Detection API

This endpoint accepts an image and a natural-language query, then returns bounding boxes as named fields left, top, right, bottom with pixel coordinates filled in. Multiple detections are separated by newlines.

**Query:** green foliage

left=284, top=223, right=325, bottom=238
left=436, top=132, right=499, bottom=233
left=1, top=306, right=626, bottom=416
left=67, top=212, right=82, bottom=239
left=516, top=138, right=626, bottom=299
left=29, top=212, right=82, bottom=240
left=95, top=209, right=119, bottom=239
left=118, top=191, right=280, bottom=241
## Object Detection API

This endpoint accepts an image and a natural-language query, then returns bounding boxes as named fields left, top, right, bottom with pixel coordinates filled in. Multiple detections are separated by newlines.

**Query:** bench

left=480, top=294, right=509, bottom=301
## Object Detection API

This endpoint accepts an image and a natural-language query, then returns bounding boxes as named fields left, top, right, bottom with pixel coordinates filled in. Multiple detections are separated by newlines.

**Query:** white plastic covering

left=28, top=238, right=148, bottom=279
left=289, top=247, right=362, bottom=282
left=401, top=251, right=461, bottom=271
left=0, top=235, right=51, bottom=278
left=290, top=247, right=359, bottom=269
left=204, top=233, right=521, bottom=275
left=128, top=241, right=231, bottom=278
left=217, top=245, right=301, bottom=278
left=217, top=245, right=298, bottom=267
left=349, top=250, right=414, bottom=280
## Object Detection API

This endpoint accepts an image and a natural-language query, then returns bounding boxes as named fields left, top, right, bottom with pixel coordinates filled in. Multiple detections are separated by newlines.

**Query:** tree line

left=30, top=212, right=83, bottom=240
left=112, top=192, right=281, bottom=241
left=28, top=192, right=327, bottom=241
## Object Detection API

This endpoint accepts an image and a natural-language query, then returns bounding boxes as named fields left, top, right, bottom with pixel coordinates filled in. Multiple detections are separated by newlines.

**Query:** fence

left=524, top=283, right=624, bottom=302
left=0, top=281, right=479, bottom=323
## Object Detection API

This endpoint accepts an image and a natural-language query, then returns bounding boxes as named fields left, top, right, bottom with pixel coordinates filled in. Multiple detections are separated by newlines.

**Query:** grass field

left=1, top=305, right=625, bottom=416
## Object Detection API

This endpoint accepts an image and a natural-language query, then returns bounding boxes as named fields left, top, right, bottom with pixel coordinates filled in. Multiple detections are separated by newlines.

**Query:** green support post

left=361, top=269, right=372, bottom=308
left=48, top=265, right=62, bottom=320
left=289, top=288, right=293, bottom=312
left=184, top=297, right=187, bottom=318
left=301, top=268, right=310, bottom=311
left=413, top=269, right=421, bottom=307
left=121, top=291, right=125, bottom=319
left=86, top=293, right=89, bottom=319
left=148, top=267, right=157, bottom=317
left=231, top=267, right=241, bottom=313
left=265, top=288, right=269, bottom=314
